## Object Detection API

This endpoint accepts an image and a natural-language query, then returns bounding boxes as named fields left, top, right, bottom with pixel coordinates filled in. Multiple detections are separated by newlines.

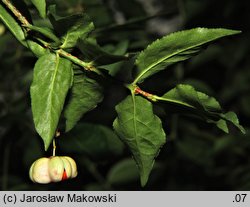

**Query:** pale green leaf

left=134, top=28, right=241, bottom=83
left=159, top=84, right=245, bottom=134
left=0, top=4, right=26, bottom=46
left=30, top=53, right=73, bottom=150
left=113, top=95, right=166, bottom=186
left=31, top=0, right=46, bottom=18
left=64, top=73, right=103, bottom=132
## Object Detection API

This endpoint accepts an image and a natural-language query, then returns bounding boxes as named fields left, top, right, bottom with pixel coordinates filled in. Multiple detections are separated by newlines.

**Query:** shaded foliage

left=0, top=0, right=249, bottom=190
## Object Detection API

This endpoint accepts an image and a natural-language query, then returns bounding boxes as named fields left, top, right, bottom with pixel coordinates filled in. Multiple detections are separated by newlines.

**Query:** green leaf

left=113, top=95, right=166, bottom=186
left=0, top=4, right=46, bottom=57
left=0, top=4, right=26, bottom=46
left=216, top=112, right=245, bottom=134
left=78, top=38, right=129, bottom=66
left=27, top=25, right=61, bottom=45
left=100, top=40, right=129, bottom=76
left=49, top=6, right=94, bottom=49
left=158, top=84, right=245, bottom=134
left=30, top=52, right=73, bottom=150
left=134, top=28, right=241, bottom=83
left=60, top=123, right=124, bottom=159
left=107, top=159, right=139, bottom=185
left=31, top=0, right=46, bottom=18
left=64, top=73, right=103, bottom=132
left=62, top=17, right=94, bottom=49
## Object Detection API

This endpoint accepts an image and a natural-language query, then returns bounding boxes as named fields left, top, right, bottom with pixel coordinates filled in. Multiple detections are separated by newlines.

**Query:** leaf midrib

left=134, top=35, right=225, bottom=84
left=157, top=96, right=196, bottom=109
left=47, top=54, right=60, bottom=129
left=131, top=95, right=147, bottom=177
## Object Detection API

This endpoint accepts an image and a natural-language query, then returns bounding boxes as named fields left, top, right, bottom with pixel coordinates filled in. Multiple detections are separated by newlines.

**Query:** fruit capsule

left=29, top=156, right=77, bottom=184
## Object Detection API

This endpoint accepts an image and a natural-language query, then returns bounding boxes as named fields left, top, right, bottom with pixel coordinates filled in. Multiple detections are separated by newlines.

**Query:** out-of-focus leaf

left=100, top=40, right=130, bottom=76
left=0, top=34, right=11, bottom=57
left=30, top=52, right=73, bottom=150
left=107, top=159, right=139, bottom=185
left=113, top=95, right=166, bottom=186
left=64, top=73, right=103, bottom=132
left=115, top=0, right=146, bottom=19
left=30, top=0, right=46, bottom=18
left=158, top=84, right=245, bottom=134
left=213, top=129, right=250, bottom=154
left=78, top=38, right=128, bottom=66
left=177, top=135, right=214, bottom=167
left=60, top=123, right=124, bottom=159
left=240, top=96, right=250, bottom=116
left=82, top=1, right=112, bottom=27
left=49, top=5, right=94, bottom=49
left=134, top=28, right=241, bottom=83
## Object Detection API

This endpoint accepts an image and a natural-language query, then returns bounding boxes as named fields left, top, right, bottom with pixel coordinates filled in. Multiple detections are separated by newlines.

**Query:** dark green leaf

left=61, top=15, right=94, bottom=49
left=0, top=4, right=46, bottom=57
left=107, top=159, right=139, bottom=185
left=49, top=6, right=94, bottom=49
left=30, top=52, right=73, bottom=150
left=113, top=95, right=166, bottom=186
left=27, top=25, right=61, bottom=45
left=0, top=34, right=11, bottom=57
left=134, top=28, right=241, bottom=83
left=64, top=73, right=103, bottom=132
left=97, top=40, right=130, bottom=77
left=60, top=123, right=124, bottom=159
left=177, top=133, right=214, bottom=167
left=31, top=0, right=46, bottom=18
left=78, top=38, right=128, bottom=66
left=158, top=84, right=245, bottom=133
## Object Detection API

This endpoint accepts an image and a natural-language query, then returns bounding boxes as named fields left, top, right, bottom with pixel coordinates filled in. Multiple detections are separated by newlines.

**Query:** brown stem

left=134, top=86, right=157, bottom=101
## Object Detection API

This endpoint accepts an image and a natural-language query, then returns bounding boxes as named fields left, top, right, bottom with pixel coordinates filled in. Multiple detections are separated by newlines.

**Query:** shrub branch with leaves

left=0, top=0, right=245, bottom=186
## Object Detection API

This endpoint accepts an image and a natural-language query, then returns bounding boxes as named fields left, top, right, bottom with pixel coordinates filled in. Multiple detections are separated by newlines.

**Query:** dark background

left=0, top=0, right=250, bottom=190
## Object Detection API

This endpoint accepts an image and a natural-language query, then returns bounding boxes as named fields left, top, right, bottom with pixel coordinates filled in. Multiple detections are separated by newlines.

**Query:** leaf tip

left=140, top=175, right=149, bottom=187
left=44, top=141, right=49, bottom=151
left=239, top=126, right=246, bottom=134
left=65, top=122, right=73, bottom=133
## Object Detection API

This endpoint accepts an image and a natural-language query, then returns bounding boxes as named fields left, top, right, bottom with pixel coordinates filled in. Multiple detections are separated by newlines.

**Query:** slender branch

left=2, top=0, right=30, bottom=27
left=57, top=49, right=102, bottom=75
left=134, top=86, right=157, bottom=102
left=57, top=49, right=91, bottom=69
left=1, top=0, right=101, bottom=75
